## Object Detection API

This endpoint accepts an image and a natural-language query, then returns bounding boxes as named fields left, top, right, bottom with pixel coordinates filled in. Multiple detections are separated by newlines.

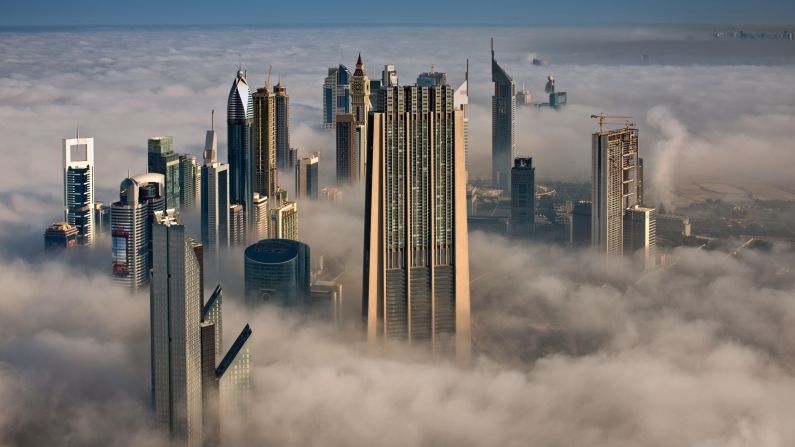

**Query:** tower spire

left=76, top=126, right=80, bottom=140
left=211, top=109, right=215, bottom=132
left=491, top=37, right=494, bottom=60
left=466, top=58, right=469, bottom=83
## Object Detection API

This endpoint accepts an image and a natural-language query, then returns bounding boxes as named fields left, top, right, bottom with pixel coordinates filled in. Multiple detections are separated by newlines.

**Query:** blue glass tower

left=227, top=69, right=253, bottom=208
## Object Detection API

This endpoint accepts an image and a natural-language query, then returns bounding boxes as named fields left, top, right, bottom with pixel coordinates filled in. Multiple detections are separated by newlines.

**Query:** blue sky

left=1, top=0, right=793, bottom=26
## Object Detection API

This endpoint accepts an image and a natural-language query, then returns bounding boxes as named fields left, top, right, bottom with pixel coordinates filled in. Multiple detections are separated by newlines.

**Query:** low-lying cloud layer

left=2, top=232, right=795, bottom=446
left=1, top=25, right=795, bottom=446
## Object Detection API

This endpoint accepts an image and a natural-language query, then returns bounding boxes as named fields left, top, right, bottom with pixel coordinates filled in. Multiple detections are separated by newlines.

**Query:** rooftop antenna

left=266, top=65, right=272, bottom=90
left=211, top=109, right=215, bottom=132
left=76, top=126, right=80, bottom=140
left=466, top=58, right=469, bottom=83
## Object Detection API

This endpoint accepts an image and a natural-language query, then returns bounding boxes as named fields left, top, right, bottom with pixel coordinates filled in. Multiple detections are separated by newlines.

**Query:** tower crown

left=354, top=53, right=366, bottom=77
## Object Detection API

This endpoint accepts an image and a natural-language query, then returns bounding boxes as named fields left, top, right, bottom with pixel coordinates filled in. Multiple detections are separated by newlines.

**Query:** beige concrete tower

left=363, top=83, right=471, bottom=361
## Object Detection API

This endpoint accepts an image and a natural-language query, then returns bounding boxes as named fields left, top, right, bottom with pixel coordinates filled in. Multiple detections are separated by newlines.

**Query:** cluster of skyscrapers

left=40, top=38, right=673, bottom=444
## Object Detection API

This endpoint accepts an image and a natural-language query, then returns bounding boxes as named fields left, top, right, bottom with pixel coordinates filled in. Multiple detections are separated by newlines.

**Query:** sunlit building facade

left=364, top=83, right=471, bottom=360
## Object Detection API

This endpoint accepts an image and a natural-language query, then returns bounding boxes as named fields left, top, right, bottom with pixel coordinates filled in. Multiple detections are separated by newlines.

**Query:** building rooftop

left=245, top=239, right=306, bottom=264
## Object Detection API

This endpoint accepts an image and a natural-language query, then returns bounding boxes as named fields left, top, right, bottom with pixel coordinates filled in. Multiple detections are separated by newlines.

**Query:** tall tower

left=150, top=210, right=203, bottom=447
left=273, top=80, right=291, bottom=171
left=335, top=114, right=361, bottom=184
left=491, top=39, right=516, bottom=192
left=295, top=153, right=319, bottom=200
left=454, top=61, right=470, bottom=176
left=364, top=83, right=471, bottom=360
left=323, top=64, right=351, bottom=129
left=252, top=82, right=277, bottom=203
left=148, top=136, right=181, bottom=214
left=591, top=126, right=640, bottom=256
left=511, top=157, right=535, bottom=237
left=111, top=173, right=165, bottom=290
left=350, top=54, right=371, bottom=124
left=178, top=154, right=200, bottom=209
left=227, top=68, right=253, bottom=207
left=62, top=132, right=95, bottom=246
left=201, top=112, right=230, bottom=254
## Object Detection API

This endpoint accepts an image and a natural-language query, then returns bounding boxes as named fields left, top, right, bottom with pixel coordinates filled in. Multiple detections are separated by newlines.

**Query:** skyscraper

left=491, top=39, right=516, bottom=192
left=179, top=154, right=200, bottom=209
left=270, top=200, right=298, bottom=240
left=623, top=206, right=657, bottom=269
left=351, top=54, right=371, bottom=124
left=217, top=324, right=253, bottom=445
left=416, top=68, right=448, bottom=86
left=227, top=69, right=253, bottom=207
left=454, top=61, right=470, bottom=175
left=228, top=204, right=246, bottom=246
left=295, top=153, right=319, bottom=200
left=62, top=132, right=95, bottom=246
left=148, top=136, right=182, bottom=213
left=201, top=114, right=230, bottom=254
left=335, top=113, right=364, bottom=184
left=570, top=201, right=592, bottom=247
left=44, top=221, right=78, bottom=251
left=273, top=80, right=291, bottom=171
left=150, top=210, right=203, bottom=447
left=591, top=126, right=640, bottom=256
left=252, top=82, right=278, bottom=203
left=364, top=83, right=471, bottom=360
left=251, top=193, right=269, bottom=242
left=111, top=173, right=165, bottom=289
left=323, top=64, right=351, bottom=129
left=244, top=239, right=310, bottom=305
left=511, top=157, right=535, bottom=237
left=381, top=64, right=398, bottom=88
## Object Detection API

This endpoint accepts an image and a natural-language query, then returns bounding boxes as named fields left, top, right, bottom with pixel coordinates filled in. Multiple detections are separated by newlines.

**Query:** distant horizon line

left=0, top=22, right=793, bottom=31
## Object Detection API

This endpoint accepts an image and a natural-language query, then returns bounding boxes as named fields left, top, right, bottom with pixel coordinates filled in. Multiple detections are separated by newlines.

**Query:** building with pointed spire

left=227, top=68, right=253, bottom=207
left=274, top=79, right=291, bottom=171
left=491, top=39, right=516, bottom=192
left=351, top=53, right=371, bottom=124
left=63, top=131, right=95, bottom=246
left=201, top=111, right=231, bottom=254
left=364, top=81, right=471, bottom=360
left=323, top=64, right=351, bottom=129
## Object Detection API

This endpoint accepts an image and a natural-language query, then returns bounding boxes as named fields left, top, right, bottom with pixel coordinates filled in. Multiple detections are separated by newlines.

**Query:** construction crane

left=265, top=65, right=272, bottom=90
left=590, top=113, right=635, bottom=132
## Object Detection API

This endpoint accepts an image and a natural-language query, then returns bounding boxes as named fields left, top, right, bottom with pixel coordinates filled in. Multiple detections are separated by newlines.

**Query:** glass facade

left=244, top=239, right=310, bottom=306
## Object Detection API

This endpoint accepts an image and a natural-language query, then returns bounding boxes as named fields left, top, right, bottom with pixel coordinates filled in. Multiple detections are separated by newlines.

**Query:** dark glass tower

left=227, top=69, right=253, bottom=207
left=491, top=39, right=516, bottom=192
left=510, top=157, right=535, bottom=237
left=274, top=80, right=291, bottom=171
left=244, top=239, right=310, bottom=306
left=147, top=136, right=181, bottom=213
